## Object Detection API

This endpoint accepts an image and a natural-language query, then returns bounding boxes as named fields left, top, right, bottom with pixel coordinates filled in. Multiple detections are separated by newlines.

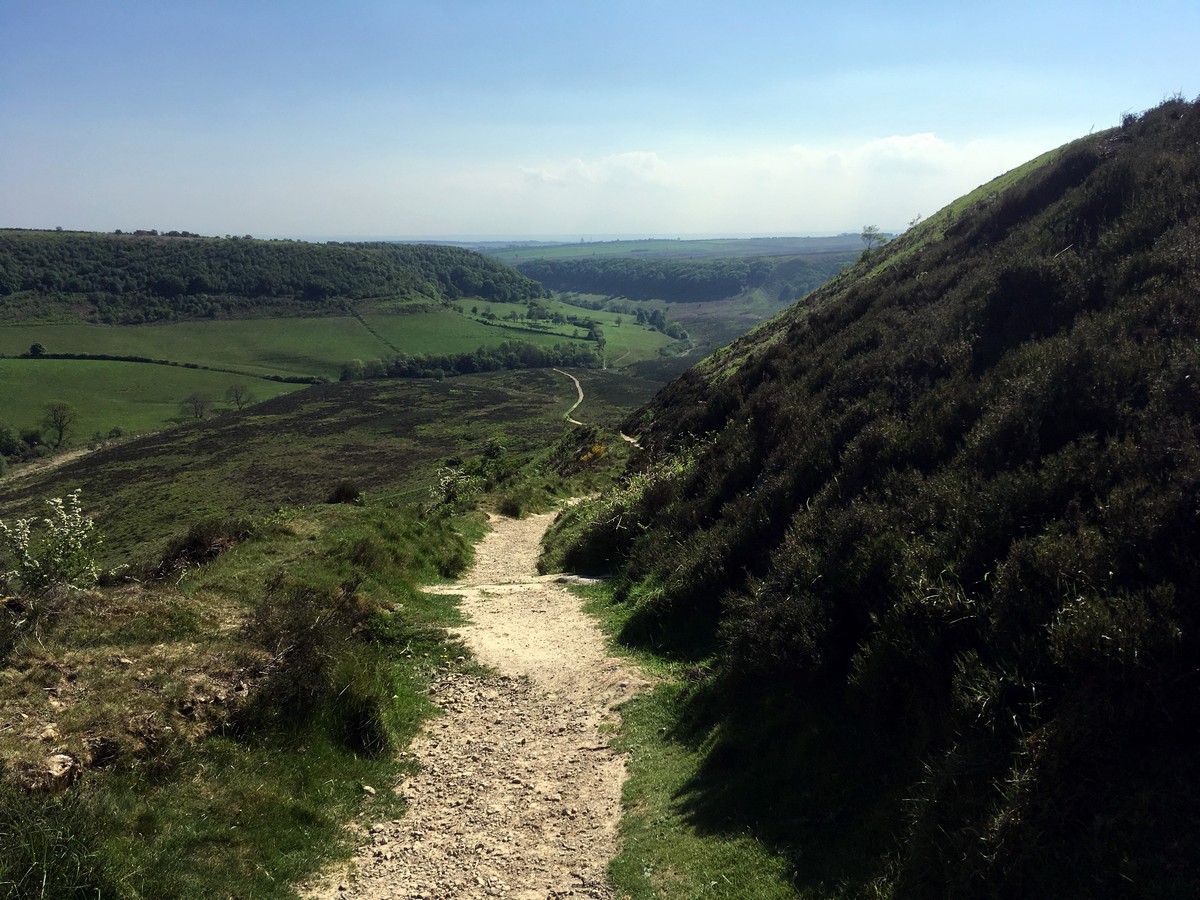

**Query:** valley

left=3, top=96, right=1200, bottom=899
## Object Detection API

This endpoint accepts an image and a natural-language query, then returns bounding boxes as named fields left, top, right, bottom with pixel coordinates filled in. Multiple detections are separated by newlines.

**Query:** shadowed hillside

left=548, top=97, right=1200, bottom=897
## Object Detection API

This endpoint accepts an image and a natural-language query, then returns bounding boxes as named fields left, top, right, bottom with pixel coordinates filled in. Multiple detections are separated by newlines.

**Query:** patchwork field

left=0, top=310, right=603, bottom=380
left=0, top=309, right=646, bottom=443
left=448, top=297, right=678, bottom=366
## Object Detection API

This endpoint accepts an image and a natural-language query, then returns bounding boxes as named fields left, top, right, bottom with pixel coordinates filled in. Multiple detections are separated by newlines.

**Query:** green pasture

left=360, top=311, right=595, bottom=357
left=0, top=358, right=300, bottom=441
left=448, top=298, right=675, bottom=366
left=0, top=310, right=602, bottom=382
left=0, top=319, right=385, bottom=379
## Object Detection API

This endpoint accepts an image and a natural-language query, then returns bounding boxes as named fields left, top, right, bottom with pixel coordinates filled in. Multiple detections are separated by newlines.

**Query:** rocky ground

left=306, top=510, right=646, bottom=900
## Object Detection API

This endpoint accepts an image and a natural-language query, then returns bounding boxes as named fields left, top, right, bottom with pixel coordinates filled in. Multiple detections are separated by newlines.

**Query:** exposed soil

left=307, top=510, right=646, bottom=899
left=6, top=446, right=96, bottom=480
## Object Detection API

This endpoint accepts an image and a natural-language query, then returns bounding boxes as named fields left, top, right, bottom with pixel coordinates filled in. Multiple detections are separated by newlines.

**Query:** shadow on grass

left=664, top=684, right=915, bottom=896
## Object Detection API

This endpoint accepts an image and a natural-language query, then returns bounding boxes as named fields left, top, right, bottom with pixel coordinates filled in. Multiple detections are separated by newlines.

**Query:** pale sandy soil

left=552, top=369, right=585, bottom=426
left=6, top=446, right=94, bottom=480
left=305, top=510, right=646, bottom=900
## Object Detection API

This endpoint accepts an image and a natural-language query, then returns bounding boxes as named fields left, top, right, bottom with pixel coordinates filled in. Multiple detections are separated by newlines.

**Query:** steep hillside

left=0, top=231, right=545, bottom=324
left=549, top=97, right=1200, bottom=896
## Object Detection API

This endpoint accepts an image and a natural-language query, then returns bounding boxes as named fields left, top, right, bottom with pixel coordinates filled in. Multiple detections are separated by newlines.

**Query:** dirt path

left=552, top=368, right=585, bottom=426
left=6, top=446, right=95, bottom=480
left=307, top=510, right=646, bottom=900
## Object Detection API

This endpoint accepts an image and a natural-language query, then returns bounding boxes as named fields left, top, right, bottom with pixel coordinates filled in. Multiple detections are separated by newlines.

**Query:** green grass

left=448, top=298, right=676, bottom=366
left=563, top=583, right=803, bottom=899
left=610, top=686, right=804, bottom=900
left=0, top=358, right=300, bottom=440
left=0, top=318, right=388, bottom=379
left=0, top=496, right=479, bottom=900
left=362, top=309, right=596, bottom=356
left=0, top=311, right=571, bottom=381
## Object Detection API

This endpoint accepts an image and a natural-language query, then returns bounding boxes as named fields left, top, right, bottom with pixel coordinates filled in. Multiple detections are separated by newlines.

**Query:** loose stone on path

left=305, top=510, right=645, bottom=900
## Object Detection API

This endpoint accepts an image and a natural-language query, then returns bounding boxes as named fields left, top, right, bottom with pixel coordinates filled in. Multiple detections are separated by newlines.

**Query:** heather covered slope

left=549, top=97, right=1200, bottom=896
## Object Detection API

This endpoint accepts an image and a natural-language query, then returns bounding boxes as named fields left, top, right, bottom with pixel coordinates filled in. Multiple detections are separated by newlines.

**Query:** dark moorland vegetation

left=546, top=97, right=1200, bottom=897
left=0, top=369, right=655, bottom=563
left=0, top=231, right=545, bottom=323
left=517, top=252, right=854, bottom=304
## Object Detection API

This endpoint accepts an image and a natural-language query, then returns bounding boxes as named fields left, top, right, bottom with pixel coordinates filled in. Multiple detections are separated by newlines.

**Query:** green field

left=0, top=359, right=300, bottom=440
left=449, top=298, right=677, bottom=366
left=0, top=311, right=617, bottom=376
left=362, top=310, right=599, bottom=357
left=0, top=311, right=633, bottom=443
left=0, top=311, right=606, bottom=381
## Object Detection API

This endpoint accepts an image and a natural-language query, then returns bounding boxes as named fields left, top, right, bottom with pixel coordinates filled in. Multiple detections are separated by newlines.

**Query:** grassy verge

left=563, top=583, right=803, bottom=900
left=0, top=495, right=481, bottom=899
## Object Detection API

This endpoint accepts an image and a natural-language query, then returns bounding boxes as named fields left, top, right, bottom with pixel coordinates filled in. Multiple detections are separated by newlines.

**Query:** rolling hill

left=547, top=96, right=1200, bottom=897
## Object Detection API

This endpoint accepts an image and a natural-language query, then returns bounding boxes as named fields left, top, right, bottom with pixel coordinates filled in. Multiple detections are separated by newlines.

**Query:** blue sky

left=2, top=0, right=1196, bottom=239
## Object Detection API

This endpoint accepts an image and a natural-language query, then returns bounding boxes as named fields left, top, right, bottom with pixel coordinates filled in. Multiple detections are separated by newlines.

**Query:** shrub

left=0, top=489, right=101, bottom=596
left=429, top=466, right=482, bottom=510
left=154, top=516, right=254, bottom=577
left=236, top=574, right=393, bottom=753
left=326, top=480, right=363, bottom=504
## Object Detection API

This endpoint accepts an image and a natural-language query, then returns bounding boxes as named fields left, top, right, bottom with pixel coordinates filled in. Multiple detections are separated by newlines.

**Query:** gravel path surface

left=306, top=510, right=645, bottom=900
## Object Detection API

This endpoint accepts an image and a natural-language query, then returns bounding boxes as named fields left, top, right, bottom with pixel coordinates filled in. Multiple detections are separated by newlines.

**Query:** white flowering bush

left=429, top=467, right=482, bottom=509
left=0, top=489, right=101, bottom=595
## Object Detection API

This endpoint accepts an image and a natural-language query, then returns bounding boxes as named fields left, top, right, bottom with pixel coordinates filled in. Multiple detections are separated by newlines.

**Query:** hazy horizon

left=3, top=1, right=1195, bottom=238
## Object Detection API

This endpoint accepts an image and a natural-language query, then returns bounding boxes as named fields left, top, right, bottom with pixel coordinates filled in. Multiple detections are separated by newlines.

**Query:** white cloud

left=61, top=132, right=1048, bottom=237
left=450, top=133, right=1053, bottom=234
left=520, top=151, right=672, bottom=188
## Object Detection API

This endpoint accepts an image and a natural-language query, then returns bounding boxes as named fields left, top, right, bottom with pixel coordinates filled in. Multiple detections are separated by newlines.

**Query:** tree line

left=0, top=231, right=546, bottom=324
left=339, top=340, right=602, bottom=382
left=515, top=252, right=855, bottom=303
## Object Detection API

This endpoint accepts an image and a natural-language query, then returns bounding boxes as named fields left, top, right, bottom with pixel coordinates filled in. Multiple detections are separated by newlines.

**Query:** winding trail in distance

left=552, top=367, right=642, bottom=448
left=552, top=368, right=585, bottom=426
